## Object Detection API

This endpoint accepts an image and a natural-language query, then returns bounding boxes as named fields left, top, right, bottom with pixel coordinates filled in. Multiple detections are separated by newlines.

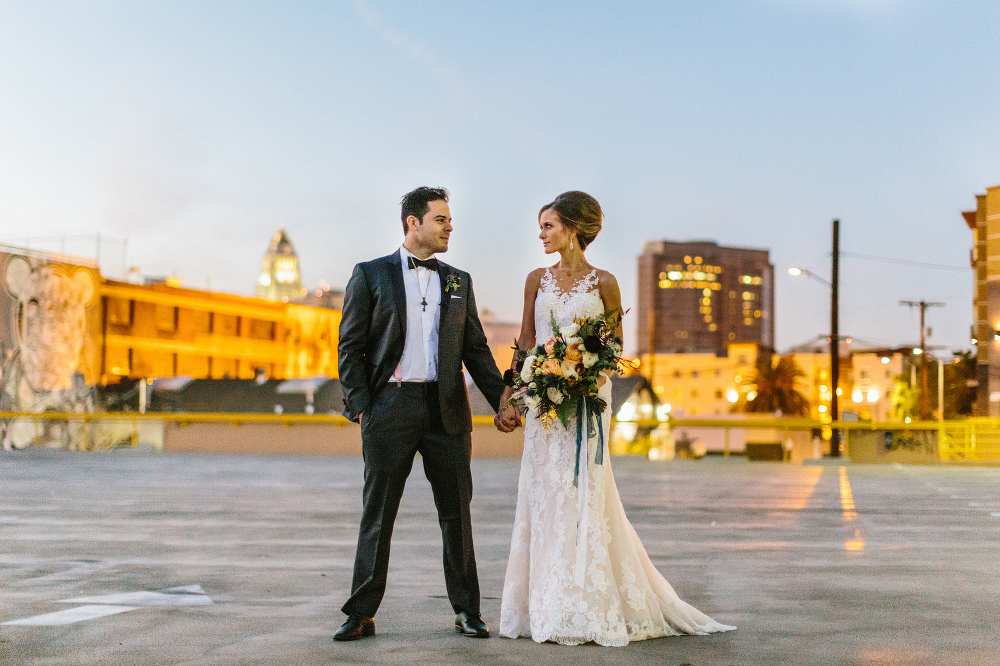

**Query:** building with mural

left=0, top=244, right=341, bottom=448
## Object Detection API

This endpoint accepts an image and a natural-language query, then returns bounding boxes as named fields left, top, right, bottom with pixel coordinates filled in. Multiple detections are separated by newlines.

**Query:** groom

left=335, top=187, right=515, bottom=642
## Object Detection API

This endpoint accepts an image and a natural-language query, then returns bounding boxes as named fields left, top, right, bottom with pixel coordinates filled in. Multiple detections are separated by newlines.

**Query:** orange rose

left=564, top=341, right=583, bottom=362
left=540, top=358, right=562, bottom=376
left=544, top=338, right=556, bottom=355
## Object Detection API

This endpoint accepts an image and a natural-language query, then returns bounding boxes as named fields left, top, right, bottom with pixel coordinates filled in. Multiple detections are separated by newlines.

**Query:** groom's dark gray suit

left=338, top=250, right=505, bottom=619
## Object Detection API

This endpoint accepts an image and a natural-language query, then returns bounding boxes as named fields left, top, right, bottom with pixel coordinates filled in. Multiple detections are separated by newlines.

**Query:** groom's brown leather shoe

left=333, top=615, right=375, bottom=641
left=455, top=611, right=490, bottom=638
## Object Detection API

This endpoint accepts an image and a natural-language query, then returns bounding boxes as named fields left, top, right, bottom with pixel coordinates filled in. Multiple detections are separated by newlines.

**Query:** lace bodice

left=534, top=268, right=604, bottom=345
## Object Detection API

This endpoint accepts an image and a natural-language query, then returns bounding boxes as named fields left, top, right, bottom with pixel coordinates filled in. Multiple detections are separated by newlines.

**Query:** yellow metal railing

left=5, top=411, right=1000, bottom=462
left=0, top=411, right=354, bottom=452
left=611, top=416, right=1000, bottom=462
left=0, top=410, right=504, bottom=452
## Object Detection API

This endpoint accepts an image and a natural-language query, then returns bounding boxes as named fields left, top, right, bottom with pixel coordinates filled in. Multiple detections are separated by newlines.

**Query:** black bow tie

left=408, top=256, right=439, bottom=271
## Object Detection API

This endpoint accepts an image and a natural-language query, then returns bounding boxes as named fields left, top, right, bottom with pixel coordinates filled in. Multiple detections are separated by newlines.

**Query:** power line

left=839, top=251, right=967, bottom=271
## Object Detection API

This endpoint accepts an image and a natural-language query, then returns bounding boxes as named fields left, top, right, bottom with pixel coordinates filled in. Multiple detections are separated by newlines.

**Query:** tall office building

left=637, top=240, right=774, bottom=357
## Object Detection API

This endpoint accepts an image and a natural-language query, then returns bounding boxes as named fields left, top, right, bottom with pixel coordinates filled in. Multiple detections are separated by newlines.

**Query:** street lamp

left=788, top=267, right=832, bottom=288
left=788, top=219, right=841, bottom=456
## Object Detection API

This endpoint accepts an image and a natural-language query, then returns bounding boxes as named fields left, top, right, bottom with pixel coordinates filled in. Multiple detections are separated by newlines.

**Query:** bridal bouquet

left=505, top=308, right=628, bottom=430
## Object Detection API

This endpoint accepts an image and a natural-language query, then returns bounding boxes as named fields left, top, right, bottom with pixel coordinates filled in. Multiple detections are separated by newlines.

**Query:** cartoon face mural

left=5, top=256, right=95, bottom=391
left=1, top=253, right=100, bottom=450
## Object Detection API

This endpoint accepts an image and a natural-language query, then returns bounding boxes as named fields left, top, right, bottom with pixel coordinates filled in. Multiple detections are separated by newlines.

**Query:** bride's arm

left=597, top=270, right=623, bottom=340
left=597, top=271, right=624, bottom=388
left=499, top=269, right=544, bottom=408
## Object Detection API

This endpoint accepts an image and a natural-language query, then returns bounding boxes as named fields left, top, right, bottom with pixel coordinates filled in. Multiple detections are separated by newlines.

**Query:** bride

left=495, top=191, right=736, bottom=646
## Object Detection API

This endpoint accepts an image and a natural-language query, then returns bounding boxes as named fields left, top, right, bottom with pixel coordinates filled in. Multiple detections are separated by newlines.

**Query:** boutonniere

left=444, top=274, right=461, bottom=293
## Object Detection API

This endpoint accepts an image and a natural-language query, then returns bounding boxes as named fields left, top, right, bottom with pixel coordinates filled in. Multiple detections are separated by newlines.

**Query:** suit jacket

left=338, top=251, right=505, bottom=436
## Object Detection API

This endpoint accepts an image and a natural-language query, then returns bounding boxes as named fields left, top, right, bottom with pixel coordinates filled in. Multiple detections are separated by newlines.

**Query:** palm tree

left=736, top=354, right=810, bottom=416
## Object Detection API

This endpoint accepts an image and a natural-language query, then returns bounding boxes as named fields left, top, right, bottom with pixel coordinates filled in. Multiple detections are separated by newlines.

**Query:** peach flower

left=561, top=359, right=581, bottom=381
left=540, top=358, right=562, bottom=376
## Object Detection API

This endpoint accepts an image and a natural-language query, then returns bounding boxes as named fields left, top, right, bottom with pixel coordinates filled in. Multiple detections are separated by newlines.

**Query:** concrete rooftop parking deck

left=1, top=450, right=999, bottom=665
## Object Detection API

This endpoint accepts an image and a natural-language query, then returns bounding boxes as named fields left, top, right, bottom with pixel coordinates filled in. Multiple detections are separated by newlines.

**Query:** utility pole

left=900, top=300, right=944, bottom=420
left=646, top=307, right=657, bottom=394
left=938, top=357, right=945, bottom=422
left=830, top=219, right=840, bottom=457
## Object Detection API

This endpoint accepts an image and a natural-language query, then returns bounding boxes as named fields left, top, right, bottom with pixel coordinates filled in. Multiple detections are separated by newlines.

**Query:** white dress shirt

left=393, top=246, right=441, bottom=382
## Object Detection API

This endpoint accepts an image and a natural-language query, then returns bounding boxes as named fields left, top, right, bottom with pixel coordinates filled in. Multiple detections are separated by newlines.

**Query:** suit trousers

left=342, top=381, right=481, bottom=618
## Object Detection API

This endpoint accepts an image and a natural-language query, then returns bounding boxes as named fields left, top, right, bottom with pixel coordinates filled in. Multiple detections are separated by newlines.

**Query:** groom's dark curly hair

left=400, top=186, right=449, bottom=234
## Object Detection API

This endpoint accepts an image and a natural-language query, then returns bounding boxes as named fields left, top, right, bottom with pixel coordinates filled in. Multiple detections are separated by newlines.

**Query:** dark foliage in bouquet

left=507, top=308, right=630, bottom=430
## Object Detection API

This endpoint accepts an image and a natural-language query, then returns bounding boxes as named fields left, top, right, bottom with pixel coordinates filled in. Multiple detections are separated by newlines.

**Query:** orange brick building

left=99, top=278, right=340, bottom=383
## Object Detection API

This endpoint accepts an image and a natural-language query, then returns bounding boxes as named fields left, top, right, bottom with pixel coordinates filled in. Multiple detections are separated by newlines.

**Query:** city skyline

left=2, top=1, right=997, bottom=354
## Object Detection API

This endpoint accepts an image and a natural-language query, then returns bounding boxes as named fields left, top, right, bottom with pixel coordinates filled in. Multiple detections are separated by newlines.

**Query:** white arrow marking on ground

left=2, top=585, right=213, bottom=626
left=59, top=584, right=213, bottom=606
left=2, top=605, right=139, bottom=626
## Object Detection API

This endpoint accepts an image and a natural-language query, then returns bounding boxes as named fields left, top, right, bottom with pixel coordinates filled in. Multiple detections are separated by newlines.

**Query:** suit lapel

left=386, top=251, right=407, bottom=340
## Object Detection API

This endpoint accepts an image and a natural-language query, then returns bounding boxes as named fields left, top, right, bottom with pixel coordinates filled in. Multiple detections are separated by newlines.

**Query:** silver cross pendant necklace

left=418, top=271, right=430, bottom=311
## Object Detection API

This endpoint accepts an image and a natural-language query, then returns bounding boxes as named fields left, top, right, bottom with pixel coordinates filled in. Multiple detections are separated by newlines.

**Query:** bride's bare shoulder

left=525, top=267, right=547, bottom=288
left=594, top=268, right=619, bottom=288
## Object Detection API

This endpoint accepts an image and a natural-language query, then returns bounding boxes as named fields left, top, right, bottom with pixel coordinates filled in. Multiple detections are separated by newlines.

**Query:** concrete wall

left=162, top=421, right=525, bottom=457
left=846, top=429, right=941, bottom=464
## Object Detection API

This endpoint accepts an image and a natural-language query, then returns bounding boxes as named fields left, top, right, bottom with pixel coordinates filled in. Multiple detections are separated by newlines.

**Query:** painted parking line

left=840, top=467, right=865, bottom=553
left=839, top=466, right=857, bottom=521
left=2, top=605, right=138, bottom=626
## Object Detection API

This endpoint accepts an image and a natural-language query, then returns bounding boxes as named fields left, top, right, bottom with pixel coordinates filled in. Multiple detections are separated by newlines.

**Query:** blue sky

left=1, top=0, right=998, bottom=353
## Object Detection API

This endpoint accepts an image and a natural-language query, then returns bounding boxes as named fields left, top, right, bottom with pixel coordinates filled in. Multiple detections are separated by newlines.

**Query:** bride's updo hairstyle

left=539, top=191, right=603, bottom=250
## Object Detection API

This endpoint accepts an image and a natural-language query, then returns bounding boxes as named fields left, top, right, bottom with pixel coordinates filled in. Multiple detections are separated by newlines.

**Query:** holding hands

left=494, top=403, right=522, bottom=433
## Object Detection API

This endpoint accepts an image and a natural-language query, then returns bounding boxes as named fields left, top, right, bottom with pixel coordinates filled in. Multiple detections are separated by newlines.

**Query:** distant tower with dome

left=256, top=227, right=306, bottom=302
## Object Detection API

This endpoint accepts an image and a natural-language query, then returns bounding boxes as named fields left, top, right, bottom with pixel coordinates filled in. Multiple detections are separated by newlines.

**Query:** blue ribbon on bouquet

left=573, top=397, right=605, bottom=488
left=573, top=395, right=605, bottom=587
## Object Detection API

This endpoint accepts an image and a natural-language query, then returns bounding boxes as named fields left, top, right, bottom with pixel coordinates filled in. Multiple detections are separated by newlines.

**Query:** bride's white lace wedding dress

left=498, top=269, right=736, bottom=646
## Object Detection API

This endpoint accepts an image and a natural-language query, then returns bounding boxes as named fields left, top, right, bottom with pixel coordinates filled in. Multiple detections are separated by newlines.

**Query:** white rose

left=561, top=323, right=580, bottom=338
left=582, top=351, right=599, bottom=368
left=564, top=336, right=582, bottom=346
left=524, top=394, right=541, bottom=411
left=561, top=359, right=580, bottom=381
left=520, top=356, right=536, bottom=383
left=546, top=387, right=565, bottom=404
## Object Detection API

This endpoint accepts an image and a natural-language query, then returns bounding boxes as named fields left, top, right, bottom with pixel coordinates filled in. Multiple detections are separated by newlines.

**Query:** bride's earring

left=570, top=237, right=574, bottom=251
